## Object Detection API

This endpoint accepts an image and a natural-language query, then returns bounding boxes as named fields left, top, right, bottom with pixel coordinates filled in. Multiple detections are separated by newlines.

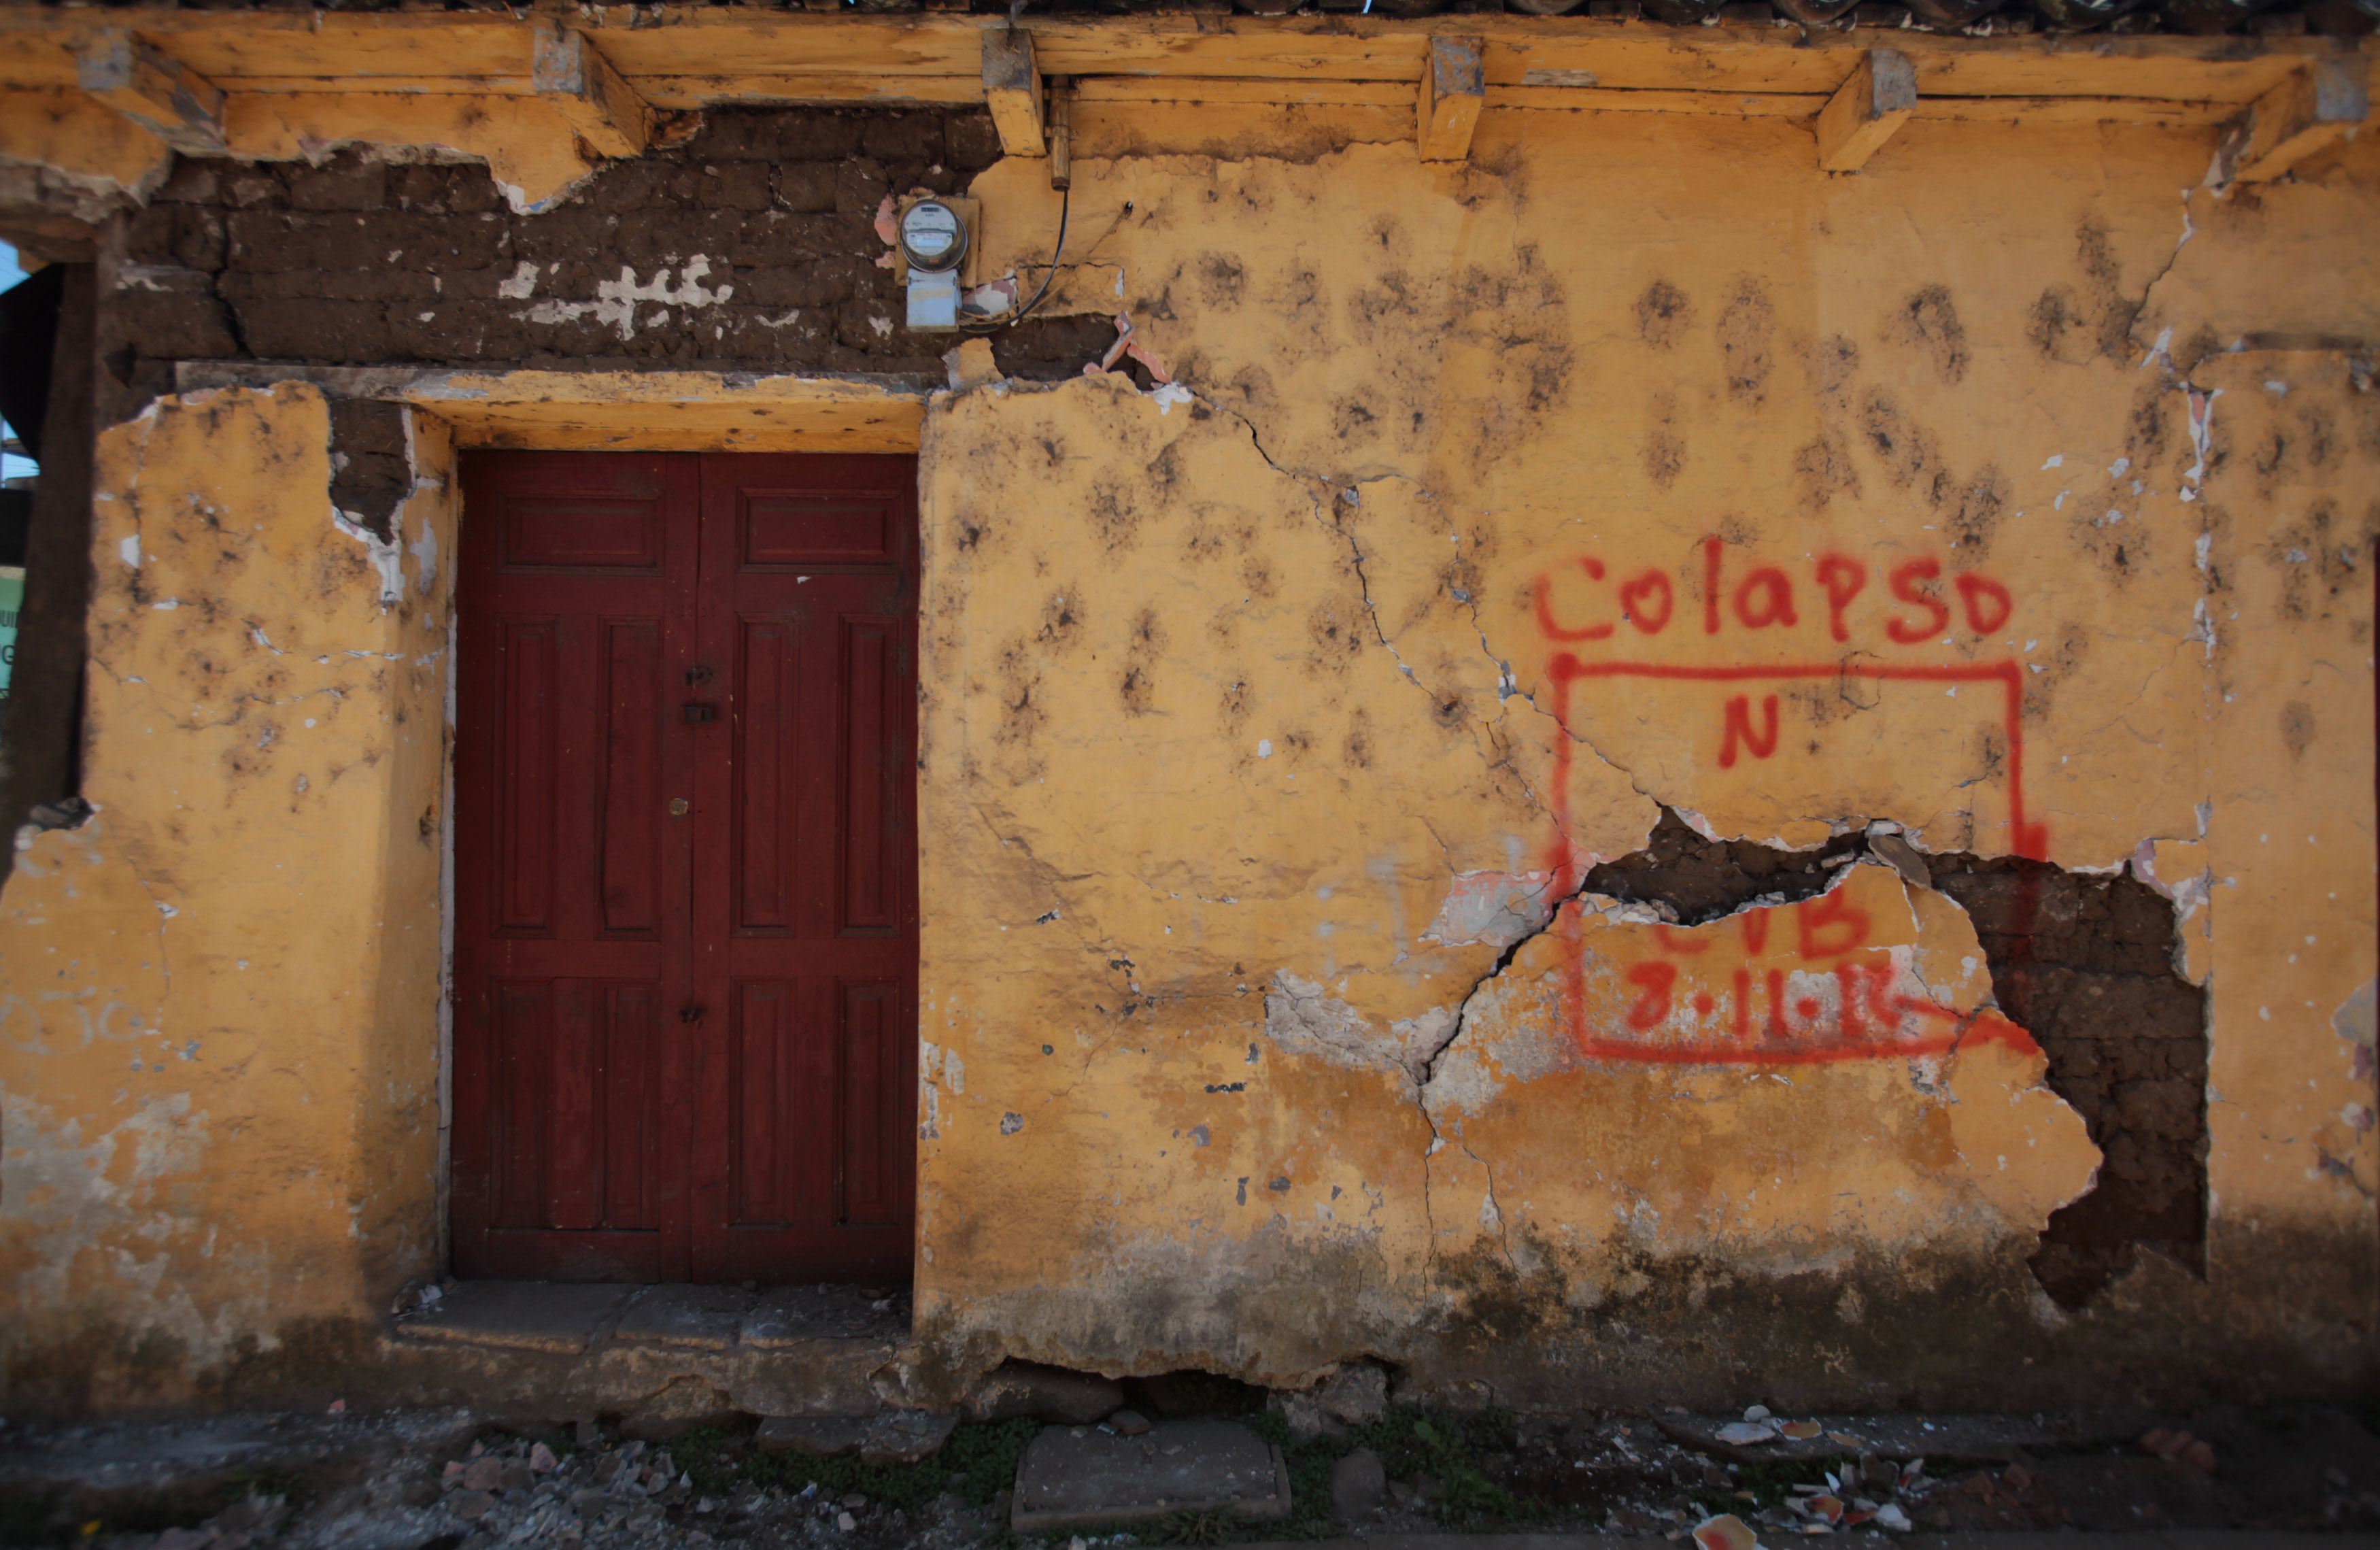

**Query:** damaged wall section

left=915, top=118, right=2375, bottom=1411
left=1930, top=857, right=2208, bottom=1307
left=1571, top=811, right=2208, bottom=1311
left=107, top=109, right=1112, bottom=408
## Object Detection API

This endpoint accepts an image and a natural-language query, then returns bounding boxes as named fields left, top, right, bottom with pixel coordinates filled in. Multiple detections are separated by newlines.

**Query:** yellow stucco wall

left=0, top=386, right=455, bottom=1409
left=908, top=114, right=2379, bottom=1404
left=0, top=105, right=2374, bottom=1411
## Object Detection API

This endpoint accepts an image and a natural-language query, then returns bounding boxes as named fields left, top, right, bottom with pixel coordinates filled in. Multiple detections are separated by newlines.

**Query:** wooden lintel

left=1814, top=48, right=1915, bottom=172
left=75, top=30, right=224, bottom=154
left=532, top=20, right=651, bottom=159
left=2220, top=57, right=2369, bottom=184
left=983, top=28, right=1047, bottom=158
left=1418, top=34, right=1484, bottom=162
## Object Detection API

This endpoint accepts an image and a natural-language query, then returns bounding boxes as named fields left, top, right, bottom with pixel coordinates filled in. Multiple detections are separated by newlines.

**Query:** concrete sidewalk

left=1243, top=1534, right=2380, bottom=1549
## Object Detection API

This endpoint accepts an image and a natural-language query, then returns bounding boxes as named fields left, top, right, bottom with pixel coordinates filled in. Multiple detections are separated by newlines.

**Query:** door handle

left=679, top=1005, right=706, bottom=1024
left=681, top=702, right=717, bottom=724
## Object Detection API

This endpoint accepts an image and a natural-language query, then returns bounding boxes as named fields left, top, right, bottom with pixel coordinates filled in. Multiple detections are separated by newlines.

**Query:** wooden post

left=533, top=21, right=651, bottom=160
left=983, top=29, right=1047, bottom=159
left=2219, top=58, right=2369, bottom=185
left=75, top=31, right=224, bottom=154
left=1418, top=35, right=1485, bottom=163
left=1814, top=50, right=1916, bottom=173
left=0, top=261, right=98, bottom=894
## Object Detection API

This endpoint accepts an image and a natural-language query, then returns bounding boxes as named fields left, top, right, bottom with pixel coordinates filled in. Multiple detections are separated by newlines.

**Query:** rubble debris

left=1691, top=1510, right=1758, bottom=1549
left=959, top=1361, right=1125, bottom=1426
left=1311, top=1361, right=1392, bottom=1426
left=1331, top=1445, right=1387, bottom=1521
left=2141, top=1426, right=2220, bottom=1473
left=1008, top=1418, right=1291, bottom=1533
left=5, top=1398, right=2375, bottom=1547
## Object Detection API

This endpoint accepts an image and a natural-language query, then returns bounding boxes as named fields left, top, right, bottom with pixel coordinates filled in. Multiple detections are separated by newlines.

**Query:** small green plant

left=1159, top=1508, right=1234, bottom=1545
left=215, top=1466, right=310, bottom=1513
left=1251, top=1402, right=1530, bottom=1536
left=667, top=1417, right=1039, bottom=1513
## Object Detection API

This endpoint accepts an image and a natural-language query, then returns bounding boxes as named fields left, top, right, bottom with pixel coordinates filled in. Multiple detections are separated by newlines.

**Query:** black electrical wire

left=963, top=186, right=1070, bottom=331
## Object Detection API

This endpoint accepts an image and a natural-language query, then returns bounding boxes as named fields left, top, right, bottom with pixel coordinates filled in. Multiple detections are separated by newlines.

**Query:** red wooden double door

left=451, top=452, right=918, bottom=1284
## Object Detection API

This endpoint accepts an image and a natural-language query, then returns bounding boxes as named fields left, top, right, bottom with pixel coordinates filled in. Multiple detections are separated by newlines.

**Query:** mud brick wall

left=1933, top=859, right=2211, bottom=1307
left=109, top=107, right=1111, bottom=408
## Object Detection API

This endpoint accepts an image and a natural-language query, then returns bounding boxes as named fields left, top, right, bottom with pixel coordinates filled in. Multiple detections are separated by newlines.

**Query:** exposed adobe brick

left=106, top=109, right=1123, bottom=399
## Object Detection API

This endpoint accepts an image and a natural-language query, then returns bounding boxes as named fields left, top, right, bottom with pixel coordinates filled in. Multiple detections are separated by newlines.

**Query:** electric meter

left=898, top=201, right=968, bottom=273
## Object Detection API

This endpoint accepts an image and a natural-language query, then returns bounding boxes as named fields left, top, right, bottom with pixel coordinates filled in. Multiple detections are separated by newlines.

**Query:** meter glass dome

left=899, top=201, right=966, bottom=271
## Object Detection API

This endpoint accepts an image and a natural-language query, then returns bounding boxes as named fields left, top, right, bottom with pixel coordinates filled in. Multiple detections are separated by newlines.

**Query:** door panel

left=838, top=618, right=901, bottom=934
left=597, top=622, right=667, bottom=937
left=454, top=453, right=700, bottom=1282
left=453, top=450, right=917, bottom=1285
left=690, top=456, right=919, bottom=1283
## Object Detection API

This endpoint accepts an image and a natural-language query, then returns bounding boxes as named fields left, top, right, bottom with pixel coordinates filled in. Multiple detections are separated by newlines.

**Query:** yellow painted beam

left=75, top=29, right=225, bottom=153
left=0, top=9, right=2356, bottom=105
left=533, top=20, right=650, bottom=159
left=2220, top=57, right=2370, bottom=184
left=0, top=87, right=171, bottom=198
left=983, top=29, right=1046, bottom=158
left=401, top=371, right=927, bottom=453
left=1418, top=34, right=1484, bottom=163
left=1814, top=49, right=1915, bottom=173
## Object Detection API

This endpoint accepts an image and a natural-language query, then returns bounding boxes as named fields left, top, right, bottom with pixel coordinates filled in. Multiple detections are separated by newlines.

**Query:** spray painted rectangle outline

left=1538, top=654, right=2045, bottom=1064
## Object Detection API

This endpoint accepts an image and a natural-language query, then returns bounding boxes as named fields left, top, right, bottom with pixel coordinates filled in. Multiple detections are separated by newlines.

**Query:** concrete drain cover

left=1010, top=1419, right=1291, bottom=1532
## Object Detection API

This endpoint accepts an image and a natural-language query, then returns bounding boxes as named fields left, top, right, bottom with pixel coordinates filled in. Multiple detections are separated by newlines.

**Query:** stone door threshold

left=393, top=1281, right=909, bottom=1358
left=377, top=1281, right=914, bottom=1424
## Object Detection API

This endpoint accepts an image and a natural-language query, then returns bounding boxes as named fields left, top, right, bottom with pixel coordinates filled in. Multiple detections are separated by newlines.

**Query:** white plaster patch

left=1263, top=971, right=1415, bottom=1083
left=520, top=257, right=735, bottom=342
left=331, top=509, right=405, bottom=606
left=1422, top=870, right=1558, bottom=952
left=2332, top=980, right=2376, bottom=1051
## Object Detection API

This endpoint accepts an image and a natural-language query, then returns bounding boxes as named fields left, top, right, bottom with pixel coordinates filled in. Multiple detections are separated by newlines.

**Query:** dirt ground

left=4, top=1394, right=2378, bottom=1549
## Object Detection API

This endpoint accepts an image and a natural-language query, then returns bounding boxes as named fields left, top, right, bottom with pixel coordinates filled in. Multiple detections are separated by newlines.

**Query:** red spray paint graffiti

left=1527, top=542, right=2050, bottom=1064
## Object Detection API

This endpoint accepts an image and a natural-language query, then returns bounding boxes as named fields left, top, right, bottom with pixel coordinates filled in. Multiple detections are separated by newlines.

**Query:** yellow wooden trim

left=1815, top=49, right=1915, bottom=171
left=2227, top=58, right=2370, bottom=182
left=1418, top=35, right=1485, bottom=162
left=983, top=28, right=1047, bottom=158
left=0, top=8, right=2366, bottom=109
left=75, top=29, right=226, bottom=153
left=397, top=371, right=928, bottom=454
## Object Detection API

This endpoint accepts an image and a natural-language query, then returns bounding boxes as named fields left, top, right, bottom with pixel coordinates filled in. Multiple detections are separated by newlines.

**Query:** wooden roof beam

left=1418, top=34, right=1484, bottom=162
left=534, top=20, right=651, bottom=159
left=74, top=31, right=224, bottom=154
left=1814, top=49, right=1916, bottom=172
left=983, top=29, right=1047, bottom=158
left=2217, top=56, right=2369, bottom=184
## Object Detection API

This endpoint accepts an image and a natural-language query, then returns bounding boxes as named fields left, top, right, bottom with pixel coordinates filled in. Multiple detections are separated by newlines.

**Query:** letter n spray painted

left=1718, top=694, right=1780, bottom=768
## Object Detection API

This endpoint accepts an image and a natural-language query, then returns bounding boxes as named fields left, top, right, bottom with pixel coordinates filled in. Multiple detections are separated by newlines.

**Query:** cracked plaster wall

left=0, top=384, right=454, bottom=1411
left=0, top=103, right=2375, bottom=1415
left=912, top=112, right=2380, bottom=1406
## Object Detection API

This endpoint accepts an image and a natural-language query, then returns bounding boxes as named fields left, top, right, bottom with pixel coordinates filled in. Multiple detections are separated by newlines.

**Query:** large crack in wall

left=1467, top=807, right=2208, bottom=1309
